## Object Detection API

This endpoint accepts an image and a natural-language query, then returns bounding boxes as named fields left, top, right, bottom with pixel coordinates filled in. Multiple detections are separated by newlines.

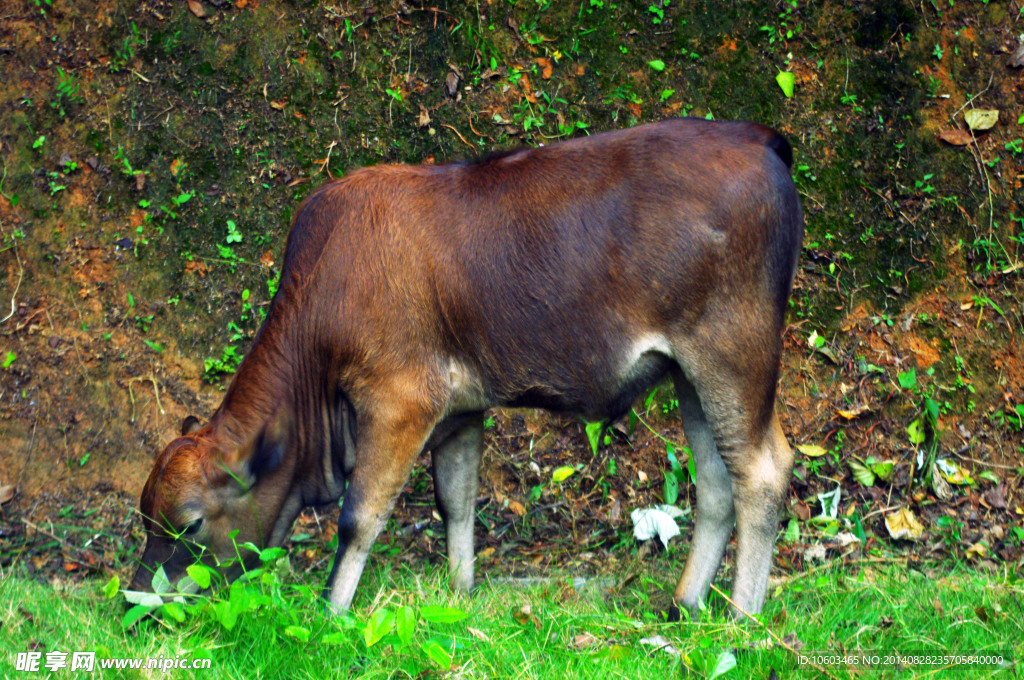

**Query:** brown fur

left=132, top=118, right=803, bottom=617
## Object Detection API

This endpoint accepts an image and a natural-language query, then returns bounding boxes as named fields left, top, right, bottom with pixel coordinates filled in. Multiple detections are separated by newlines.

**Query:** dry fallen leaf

left=0, top=484, right=14, bottom=504
left=508, top=500, right=526, bottom=516
left=796, top=443, right=828, bottom=458
left=270, top=100, right=287, bottom=110
left=836, top=404, right=872, bottom=420
left=187, top=0, right=206, bottom=18
left=964, top=109, right=998, bottom=131
left=571, top=632, right=599, bottom=650
left=416, top=106, right=431, bottom=128
left=467, top=626, right=491, bottom=642
left=885, top=507, right=924, bottom=540
left=938, top=129, right=972, bottom=146
left=535, top=57, right=553, bottom=80
left=965, top=542, right=987, bottom=559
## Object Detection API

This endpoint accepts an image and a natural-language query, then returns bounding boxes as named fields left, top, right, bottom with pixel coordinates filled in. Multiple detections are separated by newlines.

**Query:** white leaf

left=653, top=504, right=690, bottom=519
left=630, top=508, right=681, bottom=549
left=639, top=635, right=680, bottom=656
left=151, top=566, right=171, bottom=595
left=816, top=487, right=841, bottom=519
left=122, top=590, right=164, bottom=608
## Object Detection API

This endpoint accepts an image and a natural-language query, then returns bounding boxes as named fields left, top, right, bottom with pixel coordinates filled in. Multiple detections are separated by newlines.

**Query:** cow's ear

left=181, top=415, right=202, bottom=436
left=237, top=409, right=292, bottom=484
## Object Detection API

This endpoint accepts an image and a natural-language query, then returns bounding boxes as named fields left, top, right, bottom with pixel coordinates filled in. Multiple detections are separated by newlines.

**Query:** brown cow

left=130, top=117, right=803, bottom=619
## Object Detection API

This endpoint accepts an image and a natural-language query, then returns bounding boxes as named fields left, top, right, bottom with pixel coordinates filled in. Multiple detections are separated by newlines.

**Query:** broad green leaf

left=396, top=606, right=416, bottom=646
left=259, top=546, right=286, bottom=563
left=708, top=649, right=738, bottom=679
left=898, top=368, right=917, bottom=390
left=783, top=518, right=800, bottom=543
left=161, top=602, right=186, bottom=623
left=871, top=460, right=894, bottom=482
left=907, top=417, right=926, bottom=445
left=584, top=420, right=604, bottom=456
left=321, top=632, right=349, bottom=645
left=2, top=351, right=15, bottom=369
left=283, top=626, right=311, bottom=643
left=187, top=564, right=212, bottom=590
left=663, top=470, right=679, bottom=505
left=551, top=466, right=576, bottom=484
left=666, top=444, right=682, bottom=471
left=423, top=640, right=452, bottom=669
left=978, top=470, right=999, bottom=484
left=648, top=59, right=666, bottom=72
left=419, top=605, right=468, bottom=624
left=849, top=461, right=875, bottom=487
left=122, top=604, right=152, bottom=629
left=364, top=608, right=395, bottom=647
left=215, top=600, right=238, bottom=630
left=852, top=513, right=866, bottom=543
left=102, top=575, right=120, bottom=599
left=776, top=71, right=795, bottom=97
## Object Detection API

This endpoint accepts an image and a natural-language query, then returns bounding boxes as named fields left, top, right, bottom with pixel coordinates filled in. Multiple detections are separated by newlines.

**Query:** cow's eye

left=181, top=518, right=204, bottom=537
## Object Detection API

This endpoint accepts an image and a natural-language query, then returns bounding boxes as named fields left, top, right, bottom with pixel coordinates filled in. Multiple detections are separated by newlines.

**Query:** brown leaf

left=0, top=484, right=14, bottom=504
left=571, top=632, right=599, bottom=650
left=134, top=172, right=145, bottom=192
left=885, top=507, right=924, bottom=540
left=467, top=627, right=491, bottom=642
left=535, top=57, right=553, bottom=80
left=270, top=100, right=287, bottom=110
left=508, top=500, right=526, bottom=516
left=445, top=72, right=460, bottom=97
left=416, top=106, right=431, bottom=129
left=1009, top=43, right=1024, bottom=68
left=983, top=483, right=1007, bottom=510
left=186, top=0, right=206, bottom=18
left=170, top=157, right=185, bottom=176
left=518, top=75, right=536, bottom=103
left=938, top=129, right=972, bottom=146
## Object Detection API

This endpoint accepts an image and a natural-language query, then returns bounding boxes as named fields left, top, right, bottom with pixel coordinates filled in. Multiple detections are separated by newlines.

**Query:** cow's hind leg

left=670, top=369, right=736, bottom=619
left=673, top=331, right=793, bottom=618
left=431, top=413, right=484, bottom=593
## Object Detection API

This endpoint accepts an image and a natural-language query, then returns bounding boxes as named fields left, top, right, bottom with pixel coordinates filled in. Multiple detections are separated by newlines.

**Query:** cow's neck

left=209, top=308, right=343, bottom=504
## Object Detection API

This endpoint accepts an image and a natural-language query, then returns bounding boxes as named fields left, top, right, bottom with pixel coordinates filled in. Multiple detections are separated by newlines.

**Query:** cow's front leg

left=431, top=413, right=484, bottom=593
left=324, top=405, right=436, bottom=613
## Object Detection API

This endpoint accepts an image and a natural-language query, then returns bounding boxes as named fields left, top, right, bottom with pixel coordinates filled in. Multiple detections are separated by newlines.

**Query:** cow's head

left=129, top=411, right=294, bottom=593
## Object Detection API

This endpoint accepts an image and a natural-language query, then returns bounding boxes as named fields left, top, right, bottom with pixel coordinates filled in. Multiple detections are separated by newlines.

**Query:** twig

left=709, top=583, right=842, bottom=680
left=0, top=223, right=24, bottom=326
left=467, top=112, right=495, bottom=142
left=441, top=123, right=475, bottom=150
left=632, top=410, right=684, bottom=451
left=128, top=375, right=166, bottom=422
left=315, top=140, right=338, bottom=178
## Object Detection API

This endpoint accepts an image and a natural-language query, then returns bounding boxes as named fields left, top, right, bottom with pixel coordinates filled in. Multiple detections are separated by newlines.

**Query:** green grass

left=2, top=556, right=1021, bottom=679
